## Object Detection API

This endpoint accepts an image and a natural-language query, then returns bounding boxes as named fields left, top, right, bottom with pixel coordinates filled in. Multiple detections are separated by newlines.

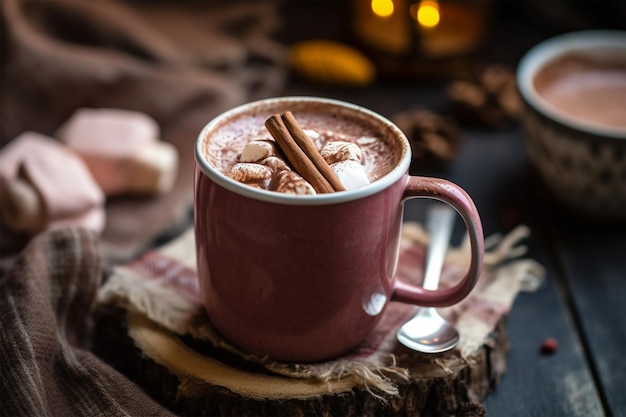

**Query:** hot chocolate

left=199, top=101, right=402, bottom=194
left=534, top=53, right=626, bottom=131
left=193, top=97, right=484, bottom=362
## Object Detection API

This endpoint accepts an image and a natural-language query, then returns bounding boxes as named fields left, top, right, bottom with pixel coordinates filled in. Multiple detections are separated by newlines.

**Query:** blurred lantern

left=352, top=0, right=492, bottom=78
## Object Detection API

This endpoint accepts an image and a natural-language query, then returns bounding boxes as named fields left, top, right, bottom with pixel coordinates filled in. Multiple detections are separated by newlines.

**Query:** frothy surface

left=534, top=54, right=626, bottom=131
left=201, top=101, right=403, bottom=193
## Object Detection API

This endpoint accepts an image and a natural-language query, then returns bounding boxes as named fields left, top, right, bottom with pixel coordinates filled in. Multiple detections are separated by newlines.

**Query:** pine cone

left=392, top=109, right=463, bottom=166
left=447, top=64, right=521, bottom=127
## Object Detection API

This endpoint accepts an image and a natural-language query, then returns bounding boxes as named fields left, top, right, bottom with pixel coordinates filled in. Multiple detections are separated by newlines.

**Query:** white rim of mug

left=195, top=96, right=412, bottom=206
left=517, top=29, right=626, bottom=140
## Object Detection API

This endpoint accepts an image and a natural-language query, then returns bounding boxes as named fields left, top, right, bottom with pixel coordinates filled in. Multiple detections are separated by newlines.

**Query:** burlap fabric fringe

left=98, top=223, right=544, bottom=397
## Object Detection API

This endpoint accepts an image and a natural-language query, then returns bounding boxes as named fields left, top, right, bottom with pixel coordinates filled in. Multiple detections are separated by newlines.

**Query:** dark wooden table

left=277, top=2, right=625, bottom=416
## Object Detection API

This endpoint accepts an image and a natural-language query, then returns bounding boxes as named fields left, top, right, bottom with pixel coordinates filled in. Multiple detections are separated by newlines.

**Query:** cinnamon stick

left=265, top=115, right=334, bottom=194
left=281, top=112, right=345, bottom=192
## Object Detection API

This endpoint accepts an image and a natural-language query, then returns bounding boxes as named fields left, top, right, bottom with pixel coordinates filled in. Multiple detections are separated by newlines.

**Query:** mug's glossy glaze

left=194, top=97, right=484, bottom=362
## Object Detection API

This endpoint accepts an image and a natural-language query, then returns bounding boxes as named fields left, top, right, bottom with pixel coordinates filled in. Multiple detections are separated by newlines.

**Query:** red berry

left=540, top=337, right=558, bottom=355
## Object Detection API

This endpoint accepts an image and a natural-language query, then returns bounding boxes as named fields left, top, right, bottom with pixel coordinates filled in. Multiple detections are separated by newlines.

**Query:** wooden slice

left=95, top=306, right=507, bottom=416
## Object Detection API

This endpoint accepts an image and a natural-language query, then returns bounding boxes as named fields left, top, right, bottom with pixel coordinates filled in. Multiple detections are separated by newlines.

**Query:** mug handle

left=392, top=176, right=484, bottom=307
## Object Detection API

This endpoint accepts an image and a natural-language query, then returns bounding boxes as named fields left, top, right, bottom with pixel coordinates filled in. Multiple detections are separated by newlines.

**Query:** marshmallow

left=55, top=108, right=178, bottom=196
left=356, top=136, right=379, bottom=147
left=126, top=141, right=178, bottom=195
left=319, top=140, right=369, bottom=190
left=320, top=141, right=363, bottom=165
left=303, top=129, right=320, bottom=141
left=269, top=171, right=316, bottom=195
left=261, top=156, right=291, bottom=174
left=228, top=163, right=273, bottom=183
left=240, top=139, right=279, bottom=163
left=58, top=108, right=160, bottom=153
left=303, top=128, right=323, bottom=148
left=0, top=132, right=105, bottom=234
left=330, top=160, right=370, bottom=190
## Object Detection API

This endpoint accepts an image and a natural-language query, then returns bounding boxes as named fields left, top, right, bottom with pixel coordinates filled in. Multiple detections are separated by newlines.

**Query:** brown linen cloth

left=1, top=0, right=287, bottom=265
left=0, top=228, right=176, bottom=417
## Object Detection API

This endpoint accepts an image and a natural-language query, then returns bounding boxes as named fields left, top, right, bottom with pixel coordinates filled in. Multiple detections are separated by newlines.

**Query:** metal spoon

left=396, top=204, right=460, bottom=353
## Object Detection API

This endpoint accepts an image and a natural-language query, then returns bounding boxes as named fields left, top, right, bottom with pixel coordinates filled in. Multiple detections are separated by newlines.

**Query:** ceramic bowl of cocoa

left=517, top=30, right=626, bottom=221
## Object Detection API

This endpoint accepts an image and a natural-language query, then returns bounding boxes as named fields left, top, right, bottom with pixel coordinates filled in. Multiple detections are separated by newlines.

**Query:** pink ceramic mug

left=194, top=97, right=484, bottom=362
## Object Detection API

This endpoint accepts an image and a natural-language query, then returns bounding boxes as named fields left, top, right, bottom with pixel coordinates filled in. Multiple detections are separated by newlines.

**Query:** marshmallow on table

left=55, top=108, right=178, bottom=196
left=0, top=132, right=105, bottom=234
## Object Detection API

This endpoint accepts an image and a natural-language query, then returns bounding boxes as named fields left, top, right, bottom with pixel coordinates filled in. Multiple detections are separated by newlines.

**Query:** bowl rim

left=517, top=30, right=626, bottom=140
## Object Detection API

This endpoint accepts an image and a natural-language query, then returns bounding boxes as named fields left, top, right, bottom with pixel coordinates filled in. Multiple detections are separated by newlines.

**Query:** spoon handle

left=422, top=204, right=456, bottom=291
